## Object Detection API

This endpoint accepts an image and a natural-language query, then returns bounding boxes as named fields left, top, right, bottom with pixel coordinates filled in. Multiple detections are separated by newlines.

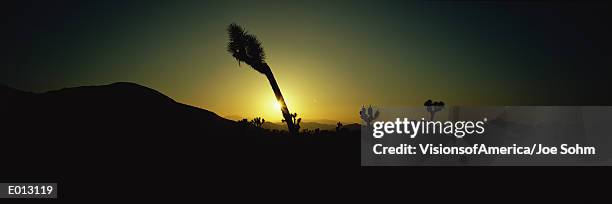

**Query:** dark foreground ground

left=0, top=82, right=605, bottom=202
left=1, top=82, right=364, bottom=201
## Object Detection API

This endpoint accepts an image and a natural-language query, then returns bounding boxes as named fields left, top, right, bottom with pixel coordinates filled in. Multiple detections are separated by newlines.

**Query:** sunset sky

left=7, top=1, right=612, bottom=123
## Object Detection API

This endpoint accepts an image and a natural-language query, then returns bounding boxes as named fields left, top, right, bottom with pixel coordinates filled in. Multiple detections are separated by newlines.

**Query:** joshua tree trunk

left=261, top=63, right=298, bottom=135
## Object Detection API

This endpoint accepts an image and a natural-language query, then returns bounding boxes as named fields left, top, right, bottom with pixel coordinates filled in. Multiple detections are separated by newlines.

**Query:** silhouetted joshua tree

left=336, top=122, right=343, bottom=132
left=282, top=113, right=301, bottom=133
left=227, top=23, right=298, bottom=135
left=424, top=99, right=445, bottom=120
left=250, top=117, right=265, bottom=128
left=360, top=105, right=379, bottom=127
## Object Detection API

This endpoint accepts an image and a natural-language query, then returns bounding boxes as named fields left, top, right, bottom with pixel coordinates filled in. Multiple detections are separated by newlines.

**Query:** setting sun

left=273, top=100, right=282, bottom=111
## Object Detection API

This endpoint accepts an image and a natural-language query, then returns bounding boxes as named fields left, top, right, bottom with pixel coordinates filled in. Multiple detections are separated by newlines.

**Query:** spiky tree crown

left=424, top=100, right=445, bottom=113
left=227, top=23, right=267, bottom=73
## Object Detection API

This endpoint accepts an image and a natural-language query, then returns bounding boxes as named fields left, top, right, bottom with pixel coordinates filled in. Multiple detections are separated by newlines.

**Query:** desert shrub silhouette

left=237, top=117, right=266, bottom=129
left=250, top=117, right=265, bottom=128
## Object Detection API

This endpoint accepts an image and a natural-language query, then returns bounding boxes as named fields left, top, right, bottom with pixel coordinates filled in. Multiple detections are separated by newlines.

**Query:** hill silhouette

left=0, top=82, right=359, bottom=201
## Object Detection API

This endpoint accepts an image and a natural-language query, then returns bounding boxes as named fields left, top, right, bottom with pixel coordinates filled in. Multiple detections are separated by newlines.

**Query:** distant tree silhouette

left=360, top=105, right=379, bottom=127
left=238, top=118, right=249, bottom=127
left=336, top=122, right=343, bottom=132
left=250, top=117, right=265, bottom=128
left=227, top=23, right=298, bottom=135
left=424, top=99, right=445, bottom=120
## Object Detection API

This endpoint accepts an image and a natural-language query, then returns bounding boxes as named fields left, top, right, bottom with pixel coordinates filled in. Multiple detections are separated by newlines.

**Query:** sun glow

left=273, top=100, right=282, bottom=110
